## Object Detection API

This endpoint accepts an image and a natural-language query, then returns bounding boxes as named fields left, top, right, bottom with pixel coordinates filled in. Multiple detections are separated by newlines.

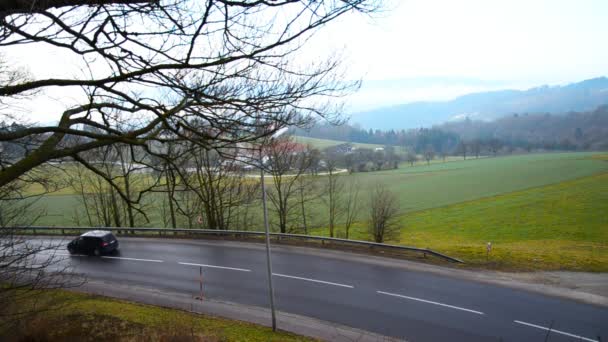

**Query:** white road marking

left=178, top=262, right=251, bottom=272
left=377, top=291, right=484, bottom=315
left=102, top=256, right=163, bottom=263
left=273, top=273, right=354, bottom=288
left=514, top=320, right=598, bottom=342
left=39, top=252, right=85, bottom=257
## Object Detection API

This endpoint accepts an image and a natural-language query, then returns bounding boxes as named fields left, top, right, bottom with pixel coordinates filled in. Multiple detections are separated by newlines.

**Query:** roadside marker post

left=199, top=266, right=204, bottom=301
left=486, top=242, right=492, bottom=261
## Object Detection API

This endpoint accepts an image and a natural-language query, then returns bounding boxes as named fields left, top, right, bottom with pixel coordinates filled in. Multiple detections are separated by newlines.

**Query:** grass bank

left=1, top=290, right=312, bottom=342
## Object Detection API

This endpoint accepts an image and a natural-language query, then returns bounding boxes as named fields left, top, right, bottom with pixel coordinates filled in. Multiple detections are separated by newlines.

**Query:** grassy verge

left=1, top=290, right=313, bottom=342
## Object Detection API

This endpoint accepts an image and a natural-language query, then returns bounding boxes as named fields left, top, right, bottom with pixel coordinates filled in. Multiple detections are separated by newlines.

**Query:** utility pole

left=260, top=148, right=277, bottom=331
left=258, top=127, right=287, bottom=331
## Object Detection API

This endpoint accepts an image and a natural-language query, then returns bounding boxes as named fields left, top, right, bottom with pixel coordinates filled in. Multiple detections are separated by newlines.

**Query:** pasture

left=336, top=169, right=608, bottom=271
left=24, top=152, right=608, bottom=271
left=292, top=136, right=386, bottom=150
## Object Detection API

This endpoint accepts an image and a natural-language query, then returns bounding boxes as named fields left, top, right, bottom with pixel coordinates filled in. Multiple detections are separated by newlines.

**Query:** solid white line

left=101, top=256, right=163, bottom=263
left=178, top=262, right=251, bottom=272
left=514, top=320, right=598, bottom=342
left=377, top=291, right=484, bottom=315
left=273, top=273, right=354, bottom=288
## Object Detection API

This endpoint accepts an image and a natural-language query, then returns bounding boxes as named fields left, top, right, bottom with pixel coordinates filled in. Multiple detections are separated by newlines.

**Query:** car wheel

left=93, top=248, right=101, bottom=257
left=67, top=247, right=75, bottom=254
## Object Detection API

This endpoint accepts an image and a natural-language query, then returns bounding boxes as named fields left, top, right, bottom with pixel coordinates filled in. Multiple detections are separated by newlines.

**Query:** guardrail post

left=33, top=228, right=36, bottom=235
left=61, top=228, right=65, bottom=235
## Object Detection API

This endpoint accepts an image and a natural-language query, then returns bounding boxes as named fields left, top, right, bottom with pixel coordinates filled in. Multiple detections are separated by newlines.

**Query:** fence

left=10, top=226, right=463, bottom=263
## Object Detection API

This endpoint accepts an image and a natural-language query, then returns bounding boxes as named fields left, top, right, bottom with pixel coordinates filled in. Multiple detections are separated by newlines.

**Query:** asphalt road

left=34, top=237, right=608, bottom=342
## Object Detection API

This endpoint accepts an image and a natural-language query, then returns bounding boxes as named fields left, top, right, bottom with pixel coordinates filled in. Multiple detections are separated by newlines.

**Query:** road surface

left=34, top=237, right=608, bottom=342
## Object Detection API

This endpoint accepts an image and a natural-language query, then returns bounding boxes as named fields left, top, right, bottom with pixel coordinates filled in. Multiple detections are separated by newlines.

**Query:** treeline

left=295, top=105, right=608, bottom=153
left=438, top=105, right=608, bottom=151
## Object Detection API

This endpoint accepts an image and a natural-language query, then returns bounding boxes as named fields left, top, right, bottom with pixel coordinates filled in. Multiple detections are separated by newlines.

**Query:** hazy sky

left=307, top=0, right=608, bottom=111
left=4, top=0, right=608, bottom=121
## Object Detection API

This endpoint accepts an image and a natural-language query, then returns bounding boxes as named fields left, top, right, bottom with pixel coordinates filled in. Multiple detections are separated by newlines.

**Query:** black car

left=67, top=230, right=119, bottom=256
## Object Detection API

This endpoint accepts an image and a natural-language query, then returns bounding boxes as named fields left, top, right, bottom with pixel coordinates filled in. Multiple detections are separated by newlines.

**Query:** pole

left=261, top=161, right=277, bottom=331
left=199, top=266, right=203, bottom=301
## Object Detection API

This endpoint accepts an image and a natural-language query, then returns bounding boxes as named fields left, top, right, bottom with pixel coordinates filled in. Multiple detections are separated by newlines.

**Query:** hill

left=351, top=77, right=608, bottom=129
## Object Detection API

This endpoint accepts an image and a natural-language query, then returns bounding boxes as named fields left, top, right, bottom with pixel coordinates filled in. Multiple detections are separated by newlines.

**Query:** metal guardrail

left=8, top=226, right=463, bottom=263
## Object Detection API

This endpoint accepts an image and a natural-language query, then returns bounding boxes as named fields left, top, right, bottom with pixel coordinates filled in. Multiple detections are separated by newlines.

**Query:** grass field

left=347, top=152, right=608, bottom=213
left=293, top=135, right=387, bottom=150
left=329, top=170, right=608, bottom=271
left=2, top=290, right=310, bottom=341
left=24, top=152, right=608, bottom=271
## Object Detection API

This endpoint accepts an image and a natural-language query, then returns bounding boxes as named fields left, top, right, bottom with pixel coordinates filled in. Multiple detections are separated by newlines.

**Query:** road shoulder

left=78, top=279, right=403, bottom=342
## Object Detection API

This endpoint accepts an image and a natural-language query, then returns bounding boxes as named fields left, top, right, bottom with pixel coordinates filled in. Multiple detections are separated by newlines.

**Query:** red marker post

left=199, top=266, right=204, bottom=301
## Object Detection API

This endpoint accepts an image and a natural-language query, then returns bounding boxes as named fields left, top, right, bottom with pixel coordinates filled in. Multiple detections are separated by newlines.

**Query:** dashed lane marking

left=273, top=273, right=354, bottom=288
left=514, top=320, right=598, bottom=342
left=178, top=262, right=251, bottom=272
left=377, top=290, right=484, bottom=315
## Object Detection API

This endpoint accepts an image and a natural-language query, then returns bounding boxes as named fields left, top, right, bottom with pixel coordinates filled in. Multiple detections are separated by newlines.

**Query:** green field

left=349, top=152, right=608, bottom=213
left=330, top=168, right=608, bottom=271
left=293, top=136, right=386, bottom=150
left=26, top=152, right=608, bottom=271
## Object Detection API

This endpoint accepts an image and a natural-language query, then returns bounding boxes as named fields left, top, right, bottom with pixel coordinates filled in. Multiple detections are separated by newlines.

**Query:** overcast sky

left=5, top=0, right=608, bottom=122
left=308, top=0, right=608, bottom=111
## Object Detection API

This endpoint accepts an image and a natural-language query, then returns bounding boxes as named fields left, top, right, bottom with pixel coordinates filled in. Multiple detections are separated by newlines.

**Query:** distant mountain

left=350, top=77, right=608, bottom=129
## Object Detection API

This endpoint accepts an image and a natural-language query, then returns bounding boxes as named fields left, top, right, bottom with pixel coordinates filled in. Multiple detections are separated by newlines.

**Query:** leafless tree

left=159, top=161, right=178, bottom=229
left=175, top=145, right=257, bottom=230
left=456, top=141, right=468, bottom=160
left=470, top=139, right=481, bottom=158
left=294, top=163, right=321, bottom=235
left=406, top=151, right=417, bottom=166
left=70, top=144, right=152, bottom=228
left=0, top=179, right=80, bottom=329
left=342, top=177, right=360, bottom=239
left=0, top=0, right=382, bottom=214
left=423, top=146, right=435, bottom=165
left=368, top=183, right=399, bottom=243
left=324, top=151, right=343, bottom=237
left=266, top=137, right=311, bottom=233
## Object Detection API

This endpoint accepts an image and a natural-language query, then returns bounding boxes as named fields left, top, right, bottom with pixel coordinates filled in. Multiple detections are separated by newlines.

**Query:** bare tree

left=488, top=138, right=503, bottom=156
left=266, top=138, right=311, bottom=233
left=160, top=161, right=178, bottom=229
left=294, top=156, right=321, bottom=234
left=0, top=0, right=156, bottom=16
left=0, top=179, right=80, bottom=329
left=70, top=145, right=152, bottom=228
left=423, top=146, right=435, bottom=165
left=172, top=142, right=257, bottom=230
left=470, top=139, right=481, bottom=158
left=406, top=151, right=417, bottom=166
left=368, top=184, right=400, bottom=243
left=456, top=141, right=468, bottom=160
left=173, top=187, right=201, bottom=229
left=342, top=177, right=360, bottom=239
left=324, top=150, right=344, bottom=237
left=0, top=0, right=382, bottom=208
